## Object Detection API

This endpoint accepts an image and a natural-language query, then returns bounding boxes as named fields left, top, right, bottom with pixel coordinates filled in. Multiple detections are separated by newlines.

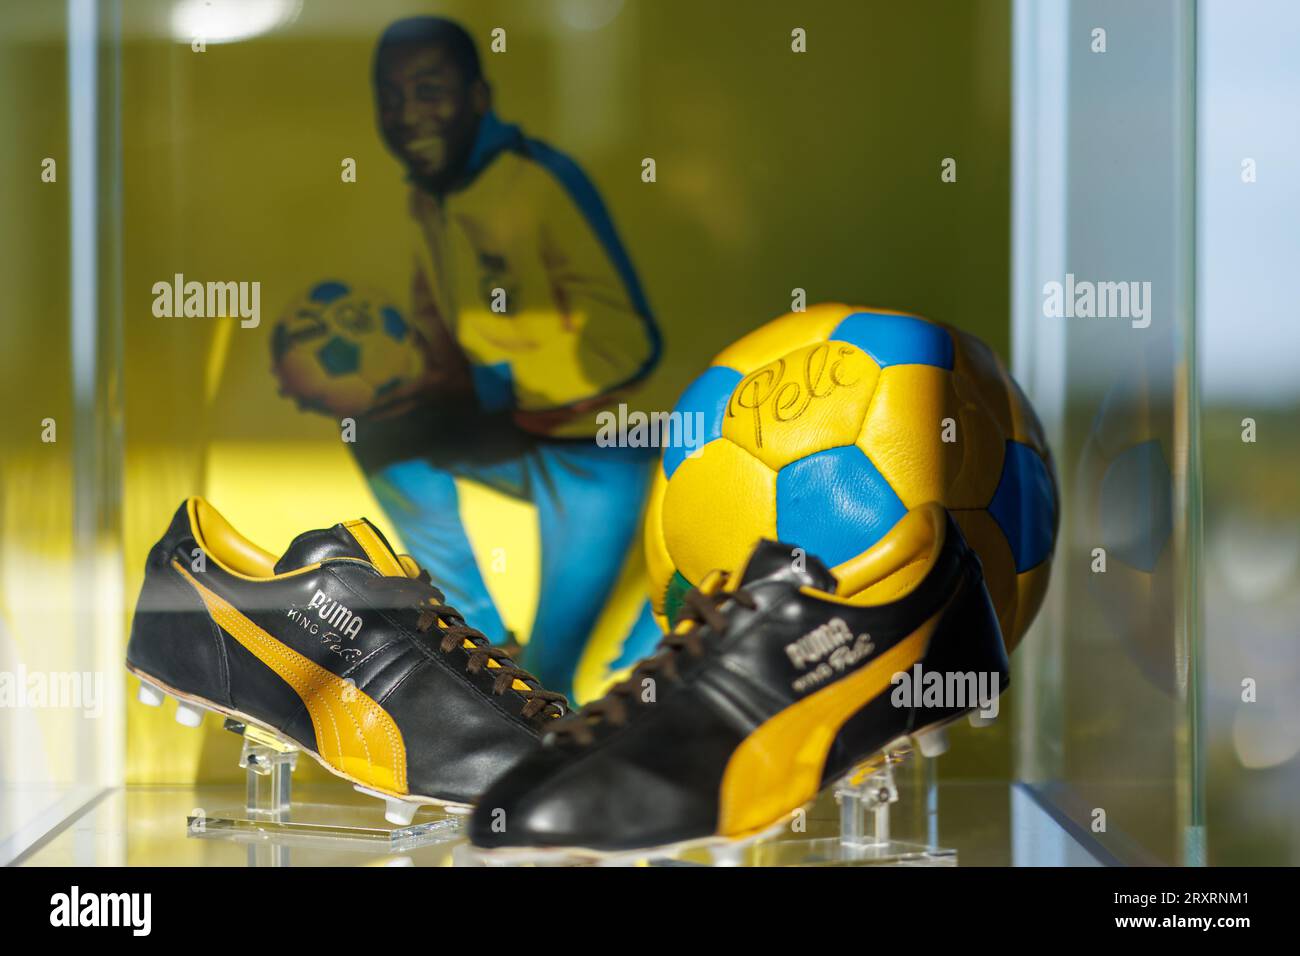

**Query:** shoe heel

left=906, top=555, right=1010, bottom=751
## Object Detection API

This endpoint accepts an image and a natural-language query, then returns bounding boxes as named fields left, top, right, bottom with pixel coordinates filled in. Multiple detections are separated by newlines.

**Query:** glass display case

left=1011, top=0, right=1200, bottom=866
left=1, top=0, right=1296, bottom=870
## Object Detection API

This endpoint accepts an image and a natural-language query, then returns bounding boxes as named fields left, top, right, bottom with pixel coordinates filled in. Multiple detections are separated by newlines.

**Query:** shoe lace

left=371, top=569, right=567, bottom=721
left=547, top=575, right=756, bottom=746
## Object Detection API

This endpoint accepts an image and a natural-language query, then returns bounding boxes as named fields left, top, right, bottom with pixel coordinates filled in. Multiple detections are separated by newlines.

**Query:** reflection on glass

left=1013, top=0, right=1198, bottom=865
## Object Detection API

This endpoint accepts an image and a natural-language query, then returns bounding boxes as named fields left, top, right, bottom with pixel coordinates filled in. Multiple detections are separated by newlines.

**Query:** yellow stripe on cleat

left=172, top=561, right=408, bottom=795
left=343, top=520, right=407, bottom=578
left=716, top=612, right=939, bottom=837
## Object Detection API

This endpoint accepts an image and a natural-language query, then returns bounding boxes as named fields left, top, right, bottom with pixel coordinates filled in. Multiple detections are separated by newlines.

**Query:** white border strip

left=1010, top=0, right=1069, bottom=784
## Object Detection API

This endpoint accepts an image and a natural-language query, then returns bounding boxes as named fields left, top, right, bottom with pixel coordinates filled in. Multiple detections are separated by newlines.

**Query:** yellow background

left=3, top=0, right=1012, bottom=784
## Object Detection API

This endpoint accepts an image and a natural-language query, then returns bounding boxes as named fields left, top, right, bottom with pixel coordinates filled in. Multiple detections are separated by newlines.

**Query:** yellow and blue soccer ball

left=644, top=304, right=1058, bottom=651
left=271, top=280, right=429, bottom=418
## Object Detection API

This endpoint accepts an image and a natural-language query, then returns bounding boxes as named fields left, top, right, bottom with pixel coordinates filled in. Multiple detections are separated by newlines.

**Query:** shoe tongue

left=738, top=539, right=838, bottom=593
left=273, top=519, right=405, bottom=576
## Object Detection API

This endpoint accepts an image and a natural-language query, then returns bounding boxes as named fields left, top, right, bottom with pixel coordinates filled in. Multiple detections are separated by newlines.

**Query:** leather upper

left=470, top=512, right=1008, bottom=851
left=127, top=500, right=554, bottom=804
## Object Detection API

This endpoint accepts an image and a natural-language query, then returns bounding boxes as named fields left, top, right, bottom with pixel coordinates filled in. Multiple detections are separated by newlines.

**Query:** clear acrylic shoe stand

left=740, top=744, right=956, bottom=866
left=178, top=703, right=959, bottom=866
left=459, top=738, right=957, bottom=867
left=185, top=718, right=465, bottom=853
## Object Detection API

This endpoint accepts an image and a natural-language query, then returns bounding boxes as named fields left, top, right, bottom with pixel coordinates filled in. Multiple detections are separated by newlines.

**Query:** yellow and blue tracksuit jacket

left=361, top=112, right=664, bottom=699
left=406, top=110, right=660, bottom=437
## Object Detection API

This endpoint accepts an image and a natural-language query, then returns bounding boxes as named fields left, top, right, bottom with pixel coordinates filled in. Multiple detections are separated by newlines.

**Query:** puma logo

left=784, top=617, right=872, bottom=669
left=304, top=590, right=363, bottom=640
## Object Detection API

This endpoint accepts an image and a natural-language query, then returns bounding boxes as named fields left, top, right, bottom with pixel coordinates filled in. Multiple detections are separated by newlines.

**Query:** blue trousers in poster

left=364, top=438, right=661, bottom=700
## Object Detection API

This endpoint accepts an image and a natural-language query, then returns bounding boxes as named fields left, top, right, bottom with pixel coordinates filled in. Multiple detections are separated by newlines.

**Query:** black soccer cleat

left=468, top=502, right=1008, bottom=857
left=126, top=497, right=566, bottom=823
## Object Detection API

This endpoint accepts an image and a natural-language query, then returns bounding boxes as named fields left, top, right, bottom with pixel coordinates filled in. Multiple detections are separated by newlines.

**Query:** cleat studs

left=708, top=843, right=744, bottom=867
left=384, top=798, right=418, bottom=827
left=137, top=682, right=165, bottom=708
left=174, top=700, right=205, bottom=727
left=914, top=726, right=950, bottom=758
left=356, top=785, right=421, bottom=826
left=969, top=712, right=997, bottom=728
